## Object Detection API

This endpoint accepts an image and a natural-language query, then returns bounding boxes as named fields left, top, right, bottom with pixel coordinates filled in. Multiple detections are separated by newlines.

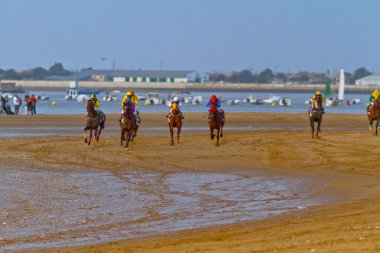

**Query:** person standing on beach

left=30, top=94, right=38, bottom=115
left=13, top=94, right=22, bottom=115
left=25, top=94, right=33, bottom=115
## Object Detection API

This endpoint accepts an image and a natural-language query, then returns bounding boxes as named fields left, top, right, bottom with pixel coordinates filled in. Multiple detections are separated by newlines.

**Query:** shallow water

left=11, top=90, right=368, bottom=115
left=0, top=167, right=322, bottom=250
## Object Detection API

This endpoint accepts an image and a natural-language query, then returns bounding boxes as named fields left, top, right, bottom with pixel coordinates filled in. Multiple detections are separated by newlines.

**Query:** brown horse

left=168, top=107, right=182, bottom=145
left=120, top=106, right=139, bottom=149
left=84, top=100, right=106, bottom=145
left=309, top=96, right=323, bottom=139
left=368, top=96, right=380, bottom=135
left=208, top=107, right=224, bottom=146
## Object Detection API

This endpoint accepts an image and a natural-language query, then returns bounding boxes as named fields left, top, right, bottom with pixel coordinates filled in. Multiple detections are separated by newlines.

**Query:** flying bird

left=100, top=57, right=107, bottom=61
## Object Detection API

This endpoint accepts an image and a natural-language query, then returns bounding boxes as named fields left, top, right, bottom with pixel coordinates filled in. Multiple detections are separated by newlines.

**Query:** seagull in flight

left=100, top=57, right=107, bottom=61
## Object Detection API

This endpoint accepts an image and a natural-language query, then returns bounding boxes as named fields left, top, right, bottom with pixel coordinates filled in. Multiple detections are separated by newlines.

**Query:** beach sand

left=1, top=113, right=380, bottom=252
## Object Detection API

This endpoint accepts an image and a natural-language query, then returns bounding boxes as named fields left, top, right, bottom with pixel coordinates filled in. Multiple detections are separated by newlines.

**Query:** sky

left=1, top=0, right=380, bottom=73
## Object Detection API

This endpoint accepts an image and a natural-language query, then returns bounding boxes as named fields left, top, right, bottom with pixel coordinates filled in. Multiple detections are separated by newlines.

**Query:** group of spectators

left=0, top=93, right=38, bottom=115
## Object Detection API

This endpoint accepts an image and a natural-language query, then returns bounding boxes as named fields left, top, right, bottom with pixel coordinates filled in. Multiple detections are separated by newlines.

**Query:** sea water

left=16, top=90, right=368, bottom=115
left=0, top=167, right=323, bottom=250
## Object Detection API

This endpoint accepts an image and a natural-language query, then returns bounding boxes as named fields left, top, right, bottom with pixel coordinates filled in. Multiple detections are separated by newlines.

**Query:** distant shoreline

left=2, top=80, right=377, bottom=94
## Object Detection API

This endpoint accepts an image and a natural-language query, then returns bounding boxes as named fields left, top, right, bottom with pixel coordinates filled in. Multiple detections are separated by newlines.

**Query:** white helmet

left=173, top=96, right=179, bottom=102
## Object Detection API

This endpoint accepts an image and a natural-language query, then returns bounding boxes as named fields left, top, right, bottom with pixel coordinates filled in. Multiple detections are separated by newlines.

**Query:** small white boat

left=77, top=94, right=89, bottom=103
left=183, top=95, right=193, bottom=104
left=65, top=88, right=78, bottom=100
left=147, top=93, right=162, bottom=105
left=349, top=98, right=361, bottom=105
left=325, top=96, right=340, bottom=107
left=37, top=94, right=50, bottom=100
left=263, top=95, right=282, bottom=104
left=192, top=96, right=203, bottom=105
left=279, top=98, right=292, bottom=106
left=227, top=99, right=240, bottom=105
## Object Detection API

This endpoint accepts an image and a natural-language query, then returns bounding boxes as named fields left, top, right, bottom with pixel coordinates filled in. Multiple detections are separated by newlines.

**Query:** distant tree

left=31, top=67, right=49, bottom=80
left=353, top=67, right=371, bottom=81
left=48, top=63, right=66, bottom=76
left=2, top=69, right=20, bottom=80
left=276, top=72, right=288, bottom=83
left=238, top=70, right=254, bottom=83
left=257, top=68, right=274, bottom=83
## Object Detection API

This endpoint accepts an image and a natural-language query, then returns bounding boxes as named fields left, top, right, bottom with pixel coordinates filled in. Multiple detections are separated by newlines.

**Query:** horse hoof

left=84, top=139, right=88, bottom=143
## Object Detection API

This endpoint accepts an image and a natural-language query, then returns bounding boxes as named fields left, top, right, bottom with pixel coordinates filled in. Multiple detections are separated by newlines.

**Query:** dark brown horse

left=120, top=106, right=139, bottom=149
left=208, top=107, right=224, bottom=146
left=368, top=96, right=380, bottom=135
left=168, top=107, right=182, bottom=145
left=84, top=100, right=106, bottom=145
left=309, top=96, right=323, bottom=139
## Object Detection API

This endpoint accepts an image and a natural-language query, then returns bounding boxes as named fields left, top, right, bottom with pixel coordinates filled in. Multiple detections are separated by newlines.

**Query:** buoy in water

left=51, top=101, right=57, bottom=106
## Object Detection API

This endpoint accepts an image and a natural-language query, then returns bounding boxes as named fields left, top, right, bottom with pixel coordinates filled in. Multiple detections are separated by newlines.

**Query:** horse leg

left=370, top=120, right=373, bottom=132
left=210, top=127, right=215, bottom=140
left=377, top=120, right=379, bottom=135
left=120, top=129, right=124, bottom=146
left=216, top=127, right=220, bottom=146
left=220, top=125, right=223, bottom=138
left=84, top=127, right=88, bottom=143
left=96, top=126, right=103, bottom=141
left=170, top=125, right=174, bottom=146
left=310, top=118, right=315, bottom=139
left=94, top=127, right=99, bottom=142
left=177, top=125, right=181, bottom=145
left=316, top=119, right=321, bottom=138
left=125, top=131, right=130, bottom=149
left=88, top=128, right=92, bottom=145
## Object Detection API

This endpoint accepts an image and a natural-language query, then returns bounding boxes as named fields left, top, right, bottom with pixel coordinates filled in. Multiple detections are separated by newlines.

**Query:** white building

left=47, top=70, right=210, bottom=83
left=355, top=75, right=380, bottom=85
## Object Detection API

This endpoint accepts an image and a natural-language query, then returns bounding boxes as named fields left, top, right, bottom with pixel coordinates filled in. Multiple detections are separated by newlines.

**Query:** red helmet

left=211, top=95, right=217, bottom=100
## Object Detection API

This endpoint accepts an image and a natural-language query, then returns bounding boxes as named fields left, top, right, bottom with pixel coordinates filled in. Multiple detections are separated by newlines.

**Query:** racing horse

left=168, top=106, right=182, bottom=146
left=208, top=107, right=224, bottom=146
left=120, top=106, right=139, bottom=149
left=84, top=100, right=106, bottom=145
left=309, top=96, right=323, bottom=139
left=368, top=95, right=380, bottom=135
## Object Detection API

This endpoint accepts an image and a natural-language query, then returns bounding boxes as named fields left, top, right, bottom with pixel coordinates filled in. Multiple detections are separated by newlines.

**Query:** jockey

left=124, top=97, right=135, bottom=111
left=121, top=91, right=140, bottom=124
left=310, top=91, right=324, bottom=114
left=167, top=96, right=184, bottom=120
left=207, top=94, right=224, bottom=121
left=367, top=89, right=379, bottom=113
left=86, top=93, right=100, bottom=109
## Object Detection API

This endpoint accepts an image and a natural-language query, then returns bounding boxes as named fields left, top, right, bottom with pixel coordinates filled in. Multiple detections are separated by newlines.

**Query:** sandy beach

left=1, top=112, right=380, bottom=252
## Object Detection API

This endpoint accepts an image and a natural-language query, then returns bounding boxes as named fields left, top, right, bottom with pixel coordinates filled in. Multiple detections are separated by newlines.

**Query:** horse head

left=171, top=107, right=180, bottom=116
left=86, top=100, right=95, bottom=112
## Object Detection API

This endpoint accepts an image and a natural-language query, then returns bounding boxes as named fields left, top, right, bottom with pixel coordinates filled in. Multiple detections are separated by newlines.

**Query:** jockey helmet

left=315, top=91, right=321, bottom=96
left=126, top=97, right=132, bottom=104
left=126, top=91, right=134, bottom=96
left=211, top=94, right=217, bottom=100
left=172, top=103, right=179, bottom=109
left=173, top=96, right=179, bottom=102
left=372, top=90, right=379, bottom=96
left=91, top=93, right=96, bottom=99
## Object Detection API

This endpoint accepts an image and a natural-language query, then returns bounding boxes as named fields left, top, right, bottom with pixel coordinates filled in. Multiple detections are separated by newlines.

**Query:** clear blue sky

left=1, top=0, right=380, bottom=73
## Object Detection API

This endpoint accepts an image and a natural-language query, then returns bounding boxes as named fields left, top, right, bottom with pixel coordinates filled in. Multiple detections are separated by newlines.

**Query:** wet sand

left=1, top=113, right=380, bottom=252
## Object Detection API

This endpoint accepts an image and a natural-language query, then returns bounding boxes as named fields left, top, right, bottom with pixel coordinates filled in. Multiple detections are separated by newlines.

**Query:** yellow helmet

left=126, top=91, right=134, bottom=96
left=372, top=90, right=379, bottom=95
left=172, top=103, right=178, bottom=109
left=90, top=93, right=96, bottom=99
left=315, top=91, right=321, bottom=96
